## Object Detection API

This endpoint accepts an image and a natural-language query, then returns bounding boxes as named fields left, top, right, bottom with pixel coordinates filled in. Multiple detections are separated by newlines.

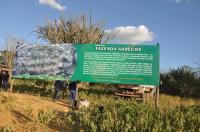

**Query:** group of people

left=0, top=66, right=10, bottom=91
left=53, top=80, right=79, bottom=109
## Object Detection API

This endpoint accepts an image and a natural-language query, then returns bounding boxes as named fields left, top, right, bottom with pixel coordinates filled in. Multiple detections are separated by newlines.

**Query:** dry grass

left=0, top=91, right=70, bottom=131
left=158, top=94, right=200, bottom=112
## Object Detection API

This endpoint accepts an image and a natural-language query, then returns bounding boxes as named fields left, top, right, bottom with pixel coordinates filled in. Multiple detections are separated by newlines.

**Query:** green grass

left=65, top=98, right=200, bottom=132
left=4, top=80, right=200, bottom=131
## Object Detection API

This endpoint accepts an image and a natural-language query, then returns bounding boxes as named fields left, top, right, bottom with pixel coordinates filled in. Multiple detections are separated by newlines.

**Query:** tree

left=35, top=15, right=111, bottom=44
left=160, top=66, right=200, bottom=97
left=0, top=52, right=4, bottom=66
left=2, top=35, right=24, bottom=71
left=195, top=63, right=200, bottom=78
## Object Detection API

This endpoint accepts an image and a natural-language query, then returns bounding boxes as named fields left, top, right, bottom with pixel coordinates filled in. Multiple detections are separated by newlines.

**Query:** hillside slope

left=0, top=92, right=70, bottom=131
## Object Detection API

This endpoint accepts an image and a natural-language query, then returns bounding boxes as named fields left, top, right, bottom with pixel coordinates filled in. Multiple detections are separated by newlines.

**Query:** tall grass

left=4, top=81, right=200, bottom=131
left=65, top=99, right=200, bottom=132
left=62, top=87, right=200, bottom=131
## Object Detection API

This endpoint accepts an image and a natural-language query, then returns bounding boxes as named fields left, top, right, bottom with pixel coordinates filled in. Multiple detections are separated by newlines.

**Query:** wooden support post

left=155, top=86, right=159, bottom=108
left=155, top=43, right=160, bottom=108
left=9, top=79, right=14, bottom=95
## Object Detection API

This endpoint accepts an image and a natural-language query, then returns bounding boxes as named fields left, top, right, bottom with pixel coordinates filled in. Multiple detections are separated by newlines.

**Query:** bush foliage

left=66, top=102, right=200, bottom=132
left=160, top=66, right=200, bottom=97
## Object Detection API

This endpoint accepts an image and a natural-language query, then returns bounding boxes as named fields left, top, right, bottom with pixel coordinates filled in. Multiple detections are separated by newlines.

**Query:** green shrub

left=65, top=102, right=200, bottom=132
left=36, top=109, right=57, bottom=126
left=1, top=125, right=12, bottom=132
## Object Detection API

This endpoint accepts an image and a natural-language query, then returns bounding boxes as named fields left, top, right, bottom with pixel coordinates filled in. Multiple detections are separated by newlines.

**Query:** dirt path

left=0, top=91, right=71, bottom=131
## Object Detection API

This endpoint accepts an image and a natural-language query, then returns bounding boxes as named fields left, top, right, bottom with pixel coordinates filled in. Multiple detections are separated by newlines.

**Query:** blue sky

left=0, top=0, right=199, bottom=70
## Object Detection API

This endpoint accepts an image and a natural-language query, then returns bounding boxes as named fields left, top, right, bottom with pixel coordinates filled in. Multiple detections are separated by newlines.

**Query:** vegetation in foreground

left=64, top=88, right=200, bottom=132
left=0, top=81, right=200, bottom=131
left=67, top=101, right=200, bottom=132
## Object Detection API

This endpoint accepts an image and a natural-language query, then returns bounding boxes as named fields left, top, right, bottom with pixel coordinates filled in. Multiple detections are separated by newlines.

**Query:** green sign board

left=71, top=44, right=160, bottom=86
left=13, top=43, right=159, bottom=86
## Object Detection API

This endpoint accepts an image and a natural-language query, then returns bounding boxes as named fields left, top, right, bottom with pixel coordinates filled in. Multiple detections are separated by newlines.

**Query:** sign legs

left=155, top=86, right=159, bottom=108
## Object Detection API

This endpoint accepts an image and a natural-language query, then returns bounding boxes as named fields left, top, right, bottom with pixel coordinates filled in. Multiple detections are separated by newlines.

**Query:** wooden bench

left=115, top=92, right=135, bottom=97
left=115, top=92, right=143, bottom=101
left=114, top=85, right=145, bottom=102
left=115, top=85, right=155, bottom=103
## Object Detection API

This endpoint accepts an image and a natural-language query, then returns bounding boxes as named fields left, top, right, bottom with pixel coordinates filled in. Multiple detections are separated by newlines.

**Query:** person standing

left=68, top=81, right=78, bottom=109
left=53, top=80, right=68, bottom=101
left=53, top=80, right=63, bottom=101
left=1, top=67, right=10, bottom=92
left=0, top=68, right=2, bottom=89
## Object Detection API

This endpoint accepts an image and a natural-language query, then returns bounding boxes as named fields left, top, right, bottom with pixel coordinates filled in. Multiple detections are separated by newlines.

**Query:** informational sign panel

left=13, top=43, right=159, bottom=86
left=13, top=44, right=77, bottom=80
left=71, top=44, right=159, bottom=86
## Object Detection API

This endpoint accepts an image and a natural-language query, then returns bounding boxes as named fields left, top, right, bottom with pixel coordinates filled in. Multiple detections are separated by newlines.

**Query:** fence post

left=155, top=86, right=159, bottom=108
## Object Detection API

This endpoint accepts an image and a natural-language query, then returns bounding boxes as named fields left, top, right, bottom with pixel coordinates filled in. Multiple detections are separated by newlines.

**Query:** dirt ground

left=0, top=91, right=71, bottom=131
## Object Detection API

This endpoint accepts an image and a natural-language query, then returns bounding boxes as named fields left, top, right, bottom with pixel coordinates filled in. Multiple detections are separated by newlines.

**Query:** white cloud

left=174, top=0, right=191, bottom=3
left=39, top=0, right=66, bottom=11
left=105, top=25, right=154, bottom=44
left=176, top=0, right=182, bottom=3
